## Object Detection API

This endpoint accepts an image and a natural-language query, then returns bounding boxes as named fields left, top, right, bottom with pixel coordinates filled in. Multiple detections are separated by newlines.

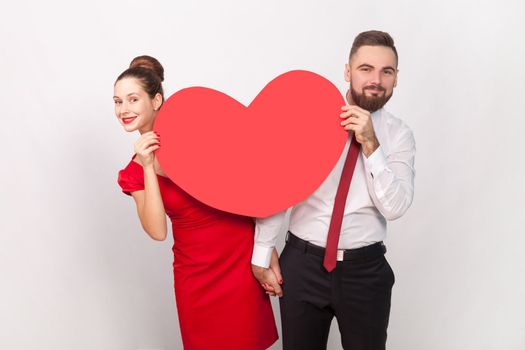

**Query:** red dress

left=118, top=159, right=278, bottom=350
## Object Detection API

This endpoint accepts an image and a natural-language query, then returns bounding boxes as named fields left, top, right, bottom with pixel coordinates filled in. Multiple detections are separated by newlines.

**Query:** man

left=252, top=30, right=416, bottom=350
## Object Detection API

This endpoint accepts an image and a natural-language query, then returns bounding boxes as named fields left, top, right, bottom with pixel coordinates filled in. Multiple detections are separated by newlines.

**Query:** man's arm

left=340, top=105, right=415, bottom=220
left=252, top=210, right=288, bottom=267
left=251, top=210, right=288, bottom=297
left=363, top=126, right=416, bottom=220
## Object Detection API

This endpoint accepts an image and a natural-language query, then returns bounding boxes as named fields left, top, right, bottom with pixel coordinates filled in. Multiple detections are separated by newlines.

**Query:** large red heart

left=155, top=70, right=347, bottom=217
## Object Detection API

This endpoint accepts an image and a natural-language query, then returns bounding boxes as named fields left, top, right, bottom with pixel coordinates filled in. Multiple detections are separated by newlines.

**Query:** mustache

left=363, top=85, right=386, bottom=92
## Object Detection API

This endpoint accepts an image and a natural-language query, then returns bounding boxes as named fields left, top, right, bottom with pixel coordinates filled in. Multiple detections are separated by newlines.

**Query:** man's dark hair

left=349, top=30, right=398, bottom=66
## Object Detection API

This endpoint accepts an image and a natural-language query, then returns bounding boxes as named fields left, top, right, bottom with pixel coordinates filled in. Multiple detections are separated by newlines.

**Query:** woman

left=114, top=55, right=278, bottom=349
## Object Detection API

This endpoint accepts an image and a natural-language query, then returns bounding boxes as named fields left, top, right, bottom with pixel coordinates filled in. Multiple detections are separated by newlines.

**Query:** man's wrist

left=364, top=145, right=388, bottom=177
left=362, top=137, right=380, bottom=157
left=251, top=244, right=273, bottom=268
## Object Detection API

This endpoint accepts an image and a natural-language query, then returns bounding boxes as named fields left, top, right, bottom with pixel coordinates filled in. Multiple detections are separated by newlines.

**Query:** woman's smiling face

left=113, top=77, right=159, bottom=133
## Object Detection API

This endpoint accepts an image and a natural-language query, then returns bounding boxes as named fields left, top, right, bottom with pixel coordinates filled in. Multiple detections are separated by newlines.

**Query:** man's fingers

left=262, top=282, right=275, bottom=292
left=270, top=249, right=283, bottom=284
left=344, top=124, right=358, bottom=132
left=341, top=104, right=367, bottom=113
left=252, top=263, right=283, bottom=296
left=266, top=268, right=283, bottom=296
left=271, top=265, right=283, bottom=285
left=273, top=282, right=283, bottom=297
left=253, top=264, right=277, bottom=292
left=342, top=106, right=370, bottom=120
left=345, top=104, right=368, bottom=114
left=264, top=266, right=283, bottom=296
left=341, top=116, right=361, bottom=126
left=264, top=280, right=282, bottom=297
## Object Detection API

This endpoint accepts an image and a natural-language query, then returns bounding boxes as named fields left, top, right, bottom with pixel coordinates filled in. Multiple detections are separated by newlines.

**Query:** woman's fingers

left=135, top=136, right=160, bottom=153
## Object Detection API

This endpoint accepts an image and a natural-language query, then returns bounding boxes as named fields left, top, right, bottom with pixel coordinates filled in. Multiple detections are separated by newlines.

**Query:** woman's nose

left=119, top=102, right=129, bottom=116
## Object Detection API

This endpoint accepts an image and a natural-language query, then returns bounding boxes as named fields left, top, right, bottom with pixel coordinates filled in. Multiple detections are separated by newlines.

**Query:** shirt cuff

left=251, top=244, right=273, bottom=268
left=364, top=146, right=388, bottom=178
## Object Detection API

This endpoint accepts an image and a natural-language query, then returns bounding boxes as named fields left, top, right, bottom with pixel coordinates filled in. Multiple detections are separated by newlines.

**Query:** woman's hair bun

left=129, top=55, right=164, bottom=82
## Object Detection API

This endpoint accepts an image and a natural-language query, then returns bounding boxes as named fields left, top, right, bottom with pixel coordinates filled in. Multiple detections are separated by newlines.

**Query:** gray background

left=1, top=0, right=524, bottom=349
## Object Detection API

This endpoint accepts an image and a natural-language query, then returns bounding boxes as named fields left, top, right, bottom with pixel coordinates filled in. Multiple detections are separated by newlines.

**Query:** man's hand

left=251, top=248, right=283, bottom=297
left=340, top=105, right=380, bottom=157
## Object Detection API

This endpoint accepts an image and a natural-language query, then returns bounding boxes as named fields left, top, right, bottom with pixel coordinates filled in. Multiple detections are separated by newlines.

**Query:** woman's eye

left=131, top=98, right=138, bottom=103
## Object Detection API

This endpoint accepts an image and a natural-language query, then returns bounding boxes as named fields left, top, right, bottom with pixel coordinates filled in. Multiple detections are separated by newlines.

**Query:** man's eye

left=384, top=70, right=393, bottom=75
left=114, top=101, right=122, bottom=105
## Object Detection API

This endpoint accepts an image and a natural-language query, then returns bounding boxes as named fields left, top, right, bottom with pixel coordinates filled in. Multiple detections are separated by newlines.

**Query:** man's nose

left=370, top=71, right=382, bottom=85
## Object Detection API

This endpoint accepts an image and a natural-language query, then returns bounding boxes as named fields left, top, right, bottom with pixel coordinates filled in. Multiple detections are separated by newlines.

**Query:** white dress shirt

left=252, top=108, right=416, bottom=268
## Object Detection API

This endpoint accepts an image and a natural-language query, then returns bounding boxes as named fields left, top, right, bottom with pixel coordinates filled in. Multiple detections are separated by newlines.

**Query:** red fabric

left=118, top=159, right=278, bottom=350
left=323, top=136, right=361, bottom=272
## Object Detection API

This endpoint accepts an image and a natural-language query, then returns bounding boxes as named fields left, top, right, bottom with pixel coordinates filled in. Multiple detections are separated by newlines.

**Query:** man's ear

left=394, top=69, right=399, bottom=88
left=344, top=63, right=351, bottom=83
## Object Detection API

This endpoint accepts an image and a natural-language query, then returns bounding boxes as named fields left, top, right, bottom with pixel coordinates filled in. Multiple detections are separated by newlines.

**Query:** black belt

left=286, top=231, right=386, bottom=261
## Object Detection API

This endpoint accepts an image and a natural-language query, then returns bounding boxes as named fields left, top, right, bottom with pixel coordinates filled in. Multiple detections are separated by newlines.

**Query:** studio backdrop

left=1, top=1, right=524, bottom=349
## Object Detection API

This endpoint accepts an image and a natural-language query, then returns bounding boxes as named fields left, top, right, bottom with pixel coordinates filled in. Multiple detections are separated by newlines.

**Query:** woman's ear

left=153, top=93, right=163, bottom=111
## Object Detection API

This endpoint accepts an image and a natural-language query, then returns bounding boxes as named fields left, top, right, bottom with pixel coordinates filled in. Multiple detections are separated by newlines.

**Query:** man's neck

left=345, top=89, right=354, bottom=105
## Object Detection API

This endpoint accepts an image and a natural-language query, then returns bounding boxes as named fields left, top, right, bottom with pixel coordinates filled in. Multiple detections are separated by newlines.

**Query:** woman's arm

left=130, top=131, right=167, bottom=241
left=130, top=168, right=167, bottom=241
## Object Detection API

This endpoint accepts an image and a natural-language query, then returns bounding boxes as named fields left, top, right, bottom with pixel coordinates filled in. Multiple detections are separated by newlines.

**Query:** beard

left=349, top=84, right=392, bottom=113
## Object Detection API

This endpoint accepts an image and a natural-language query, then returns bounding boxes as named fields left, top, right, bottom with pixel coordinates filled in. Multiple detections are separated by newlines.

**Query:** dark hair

left=349, top=30, right=398, bottom=66
left=115, top=55, right=164, bottom=104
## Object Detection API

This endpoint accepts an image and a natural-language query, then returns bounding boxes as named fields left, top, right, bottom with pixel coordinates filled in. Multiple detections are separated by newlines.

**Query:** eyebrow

left=357, top=63, right=396, bottom=71
left=113, top=92, right=140, bottom=99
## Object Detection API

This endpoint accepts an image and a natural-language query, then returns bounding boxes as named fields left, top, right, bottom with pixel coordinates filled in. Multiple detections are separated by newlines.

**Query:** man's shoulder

left=375, top=108, right=415, bottom=147
left=377, top=108, right=412, bottom=131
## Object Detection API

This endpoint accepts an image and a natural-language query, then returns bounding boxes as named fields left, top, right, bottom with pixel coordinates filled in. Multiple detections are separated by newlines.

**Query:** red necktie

left=323, top=135, right=361, bottom=272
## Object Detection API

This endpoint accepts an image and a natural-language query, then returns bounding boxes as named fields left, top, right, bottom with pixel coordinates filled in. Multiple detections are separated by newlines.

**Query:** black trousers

left=279, top=234, right=395, bottom=350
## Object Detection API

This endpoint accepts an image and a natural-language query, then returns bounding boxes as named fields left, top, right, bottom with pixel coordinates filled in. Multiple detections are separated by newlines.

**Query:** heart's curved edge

left=162, top=86, right=250, bottom=108
left=161, top=70, right=343, bottom=111
left=248, top=69, right=343, bottom=108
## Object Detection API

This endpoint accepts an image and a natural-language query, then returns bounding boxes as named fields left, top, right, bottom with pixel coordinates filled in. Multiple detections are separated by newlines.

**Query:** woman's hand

left=134, top=131, right=160, bottom=168
left=251, top=248, right=283, bottom=297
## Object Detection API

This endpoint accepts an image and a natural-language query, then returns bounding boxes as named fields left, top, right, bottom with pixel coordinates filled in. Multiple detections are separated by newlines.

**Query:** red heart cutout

left=155, top=70, right=347, bottom=217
